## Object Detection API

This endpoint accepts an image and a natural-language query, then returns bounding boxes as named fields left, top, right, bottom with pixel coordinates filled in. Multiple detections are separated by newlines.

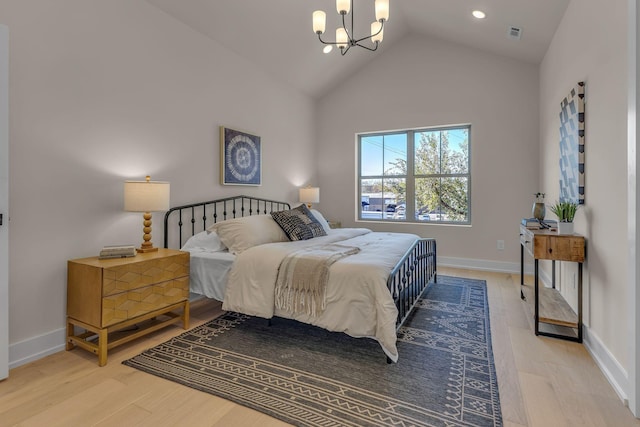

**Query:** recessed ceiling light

left=323, top=45, right=333, bottom=54
left=472, top=10, right=486, bottom=19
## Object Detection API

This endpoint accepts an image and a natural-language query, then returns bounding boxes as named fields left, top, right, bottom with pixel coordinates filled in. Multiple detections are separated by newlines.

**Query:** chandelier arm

left=352, top=20, right=384, bottom=45
left=317, top=33, right=339, bottom=46
left=355, top=41, right=379, bottom=52
left=341, top=11, right=354, bottom=43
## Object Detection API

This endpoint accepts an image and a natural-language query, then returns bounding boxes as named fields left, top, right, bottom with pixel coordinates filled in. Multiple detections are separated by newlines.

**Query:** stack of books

left=99, top=245, right=137, bottom=259
left=521, top=218, right=558, bottom=230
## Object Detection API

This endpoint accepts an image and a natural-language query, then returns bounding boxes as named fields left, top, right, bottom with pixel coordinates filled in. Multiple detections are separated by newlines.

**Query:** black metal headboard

left=163, top=195, right=291, bottom=249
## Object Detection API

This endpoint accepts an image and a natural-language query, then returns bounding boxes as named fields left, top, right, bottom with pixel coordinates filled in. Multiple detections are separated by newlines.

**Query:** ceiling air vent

left=507, top=26, right=522, bottom=40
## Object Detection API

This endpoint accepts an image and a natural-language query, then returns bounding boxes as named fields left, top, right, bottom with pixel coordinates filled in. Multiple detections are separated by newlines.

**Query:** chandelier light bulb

left=336, top=27, right=348, bottom=49
left=375, top=0, right=389, bottom=22
left=313, top=10, right=326, bottom=34
left=371, top=21, right=384, bottom=43
left=336, top=0, right=350, bottom=15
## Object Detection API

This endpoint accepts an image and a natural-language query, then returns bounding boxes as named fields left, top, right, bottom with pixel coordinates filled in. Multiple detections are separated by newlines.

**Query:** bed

left=163, top=195, right=437, bottom=362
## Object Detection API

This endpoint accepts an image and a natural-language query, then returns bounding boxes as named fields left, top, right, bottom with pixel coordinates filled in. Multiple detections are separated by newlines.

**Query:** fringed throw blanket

left=275, top=244, right=360, bottom=317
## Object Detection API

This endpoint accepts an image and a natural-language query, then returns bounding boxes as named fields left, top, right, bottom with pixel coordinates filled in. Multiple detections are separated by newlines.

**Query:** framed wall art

left=220, top=126, right=262, bottom=186
left=559, top=81, right=585, bottom=204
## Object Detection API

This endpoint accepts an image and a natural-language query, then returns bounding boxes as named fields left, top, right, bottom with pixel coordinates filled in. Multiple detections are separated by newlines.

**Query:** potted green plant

left=548, top=200, right=579, bottom=234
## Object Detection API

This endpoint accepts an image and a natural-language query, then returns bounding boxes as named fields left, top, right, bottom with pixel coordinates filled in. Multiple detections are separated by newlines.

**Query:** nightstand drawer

left=102, top=253, right=189, bottom=296
left=102, top=277, right=189, bottom=327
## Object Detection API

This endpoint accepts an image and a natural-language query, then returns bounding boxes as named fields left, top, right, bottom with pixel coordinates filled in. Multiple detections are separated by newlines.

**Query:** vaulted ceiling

left=145, top=0, right=570, bottom=98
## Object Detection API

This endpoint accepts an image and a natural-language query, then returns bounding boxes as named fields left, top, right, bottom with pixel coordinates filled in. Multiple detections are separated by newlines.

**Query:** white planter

left=557, top=222, right=574, bottom=235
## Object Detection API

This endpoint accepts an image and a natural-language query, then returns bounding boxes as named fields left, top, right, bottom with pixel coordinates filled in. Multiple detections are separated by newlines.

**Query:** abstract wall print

left=220, top=126, right=262, bottom=186
left=559, top=81, right=585, bottom=204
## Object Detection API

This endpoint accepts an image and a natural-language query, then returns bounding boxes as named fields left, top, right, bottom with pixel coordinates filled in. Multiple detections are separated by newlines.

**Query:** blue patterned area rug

left=124, top=276, right=502, bottom=426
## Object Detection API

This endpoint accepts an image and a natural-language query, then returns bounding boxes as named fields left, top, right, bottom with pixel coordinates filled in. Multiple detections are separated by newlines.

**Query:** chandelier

left=312, top=0, right=390, bottom=55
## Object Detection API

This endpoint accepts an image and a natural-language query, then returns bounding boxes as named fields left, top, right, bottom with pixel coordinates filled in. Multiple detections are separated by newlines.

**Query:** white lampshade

left=371, top=21, right=384, bottom=43
left=312, top=10, right=326, bottom=34
left=299, top=187, right=320, bottom=205
left=375, top=0, right=389, bottom=22
left=336, top=28, right=348, bottom=49
left=336, top=0, right=350, bottom=14
left=124, top=177, right=170, bottom=212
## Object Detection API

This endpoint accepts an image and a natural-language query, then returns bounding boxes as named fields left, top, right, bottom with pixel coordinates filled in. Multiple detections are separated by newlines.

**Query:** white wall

left=0, top=0, right=316, bottom=364
left=316, top=34, right=540, bottom=268
left=540, top=0, right=630, bottom=397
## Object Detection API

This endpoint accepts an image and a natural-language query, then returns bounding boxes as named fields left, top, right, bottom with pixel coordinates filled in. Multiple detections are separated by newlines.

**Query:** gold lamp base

left=137, top=212, right=158, bottom=253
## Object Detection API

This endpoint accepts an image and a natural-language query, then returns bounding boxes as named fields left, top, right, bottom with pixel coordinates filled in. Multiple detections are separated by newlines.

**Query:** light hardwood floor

left=0, top=267, right=638, bottom=426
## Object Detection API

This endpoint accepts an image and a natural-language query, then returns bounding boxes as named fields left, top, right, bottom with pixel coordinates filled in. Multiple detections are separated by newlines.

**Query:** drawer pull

left=549, top=248, right=553, bottom=253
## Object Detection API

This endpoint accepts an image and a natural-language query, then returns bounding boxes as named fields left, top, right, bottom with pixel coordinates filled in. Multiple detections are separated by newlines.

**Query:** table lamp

left=299, top=186, right=320, bottom=209
left=124, top=175, right=170, bottom=253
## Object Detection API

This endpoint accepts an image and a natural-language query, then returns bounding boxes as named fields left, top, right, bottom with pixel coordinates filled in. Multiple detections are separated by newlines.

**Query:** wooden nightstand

left=66, top=248, right=190, bottom=366
left=328, top=221, right=342, bottom=229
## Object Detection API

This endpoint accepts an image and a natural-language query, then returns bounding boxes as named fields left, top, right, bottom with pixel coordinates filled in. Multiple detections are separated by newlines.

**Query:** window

left=358, top=125, right=470, bottom=224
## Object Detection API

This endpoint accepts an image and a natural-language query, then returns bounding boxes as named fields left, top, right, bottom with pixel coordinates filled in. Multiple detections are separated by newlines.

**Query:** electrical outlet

left=497, top=240, right=505, bottom=250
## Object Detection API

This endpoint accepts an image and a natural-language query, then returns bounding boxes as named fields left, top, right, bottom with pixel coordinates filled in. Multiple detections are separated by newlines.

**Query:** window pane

left=383, top=134, right=407, bottom=176
left=360, top=178, right=383, bottom=220
left=361, top=136, right=383, bottom=176
left=383, top=178, right=406, bottom=219
left=414, top=131, right=440, bottom=175
left=415, top=177, right=440, bottom=221
left=441, top=128, right=469, bottom=174
left=441, top=177, right=469, bottom=222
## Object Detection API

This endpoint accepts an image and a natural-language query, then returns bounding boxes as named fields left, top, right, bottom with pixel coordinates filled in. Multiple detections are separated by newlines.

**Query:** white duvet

left=222, top=228, right=420, bottom=362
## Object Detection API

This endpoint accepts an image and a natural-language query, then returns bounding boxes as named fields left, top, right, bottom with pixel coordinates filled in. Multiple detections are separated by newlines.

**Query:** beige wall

left=316, top=34, right=540, bottom=267
left=1, top=0, right=316, bottom=349
left=540, top=0, right=629, bottom=373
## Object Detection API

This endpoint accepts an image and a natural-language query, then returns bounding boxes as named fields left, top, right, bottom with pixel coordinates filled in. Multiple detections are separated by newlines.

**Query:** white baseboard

left=438, top=256, right=553, bottom=287
left=583, top=326, right=630, bottom=405
left=8, top=294, right=207, bottom=370
left=438, top=256, right=522, bottom=274
left=9, top=327, right=66, bottom=370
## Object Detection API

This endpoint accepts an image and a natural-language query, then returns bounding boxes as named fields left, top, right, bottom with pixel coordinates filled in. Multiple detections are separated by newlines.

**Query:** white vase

left=557, top=222, right=574, bottom=235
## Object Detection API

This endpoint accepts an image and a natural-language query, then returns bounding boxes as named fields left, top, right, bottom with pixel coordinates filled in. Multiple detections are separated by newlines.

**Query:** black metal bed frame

left=388, top=238, right=437, bottom=330
left=163, top=195, right=437, bottom=360
left=163, top=195, right=291, bottom=249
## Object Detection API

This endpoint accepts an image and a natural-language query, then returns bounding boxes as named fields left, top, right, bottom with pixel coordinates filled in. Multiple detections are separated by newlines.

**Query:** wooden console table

left=519, top=225, right=585, bottom=342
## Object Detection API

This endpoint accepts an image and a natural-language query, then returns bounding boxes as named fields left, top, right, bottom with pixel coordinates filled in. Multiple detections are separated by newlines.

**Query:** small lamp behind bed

left=299, top=186, right=320, bottom=209
left=124, top=175, right=170, bottom=253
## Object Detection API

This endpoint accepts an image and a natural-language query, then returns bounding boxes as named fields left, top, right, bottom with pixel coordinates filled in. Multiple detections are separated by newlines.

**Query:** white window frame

left=357, top=124, right=471, bottom=225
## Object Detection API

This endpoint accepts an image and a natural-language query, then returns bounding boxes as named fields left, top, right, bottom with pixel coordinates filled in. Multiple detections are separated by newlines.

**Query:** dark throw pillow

left=271, top=204, right=328, bottom=241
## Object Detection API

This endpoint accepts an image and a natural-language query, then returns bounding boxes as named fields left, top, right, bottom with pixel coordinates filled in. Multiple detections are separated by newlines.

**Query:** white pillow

left=310, top=209, right=332, bottom=234
left=207, top=214, right=289, bottom=255
left=180, top=231, right=227, bottom=252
